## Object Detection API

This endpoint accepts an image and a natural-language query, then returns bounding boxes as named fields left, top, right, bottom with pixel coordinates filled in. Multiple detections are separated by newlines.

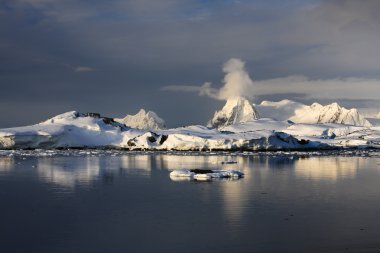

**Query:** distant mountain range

left=208, top=98, right=372, bottom=129
left=0, top=98, right=379, bottom=150
left=257, top=99, right=372, bottom=127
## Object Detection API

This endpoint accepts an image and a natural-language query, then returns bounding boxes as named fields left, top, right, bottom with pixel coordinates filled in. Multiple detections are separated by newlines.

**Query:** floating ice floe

left=169, top=169, right=244, bottom=181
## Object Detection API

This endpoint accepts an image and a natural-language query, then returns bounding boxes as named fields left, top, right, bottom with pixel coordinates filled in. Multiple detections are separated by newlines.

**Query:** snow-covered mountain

left=0, top=110, right=379, bottom=150
left=290, top=102, right=372, bottom=127
left=0, top=111, right=142, bottom=149
left=115, top=109, right=166, bottom=130
left=0, top=111, right=327, bottom=150
left=208, top=97, right=259, bottom=129
left=257, top=100, right=372, bottom=127
left=0, top=99, right=378, bottom=150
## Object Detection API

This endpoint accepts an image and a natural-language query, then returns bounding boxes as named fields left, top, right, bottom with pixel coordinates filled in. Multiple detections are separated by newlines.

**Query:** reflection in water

left=119, top=155, right=151, bottom=177
left=158, top=155, right=259, bottom=227
left=0, top=157, right=13, bottom=173
left=219, top=156, right=254, bottom=226
left=37, top=157, right=102, bottom=188
left=158, top=155, right=376, bottom=228
left=0, top=154, right=377, bottom=226
left=36, top=155, right=153, bottom=189
left=156, top=155, right=222, bottom=170
left=0, top=152, right=380, bottom=253
left=293, top=157, right=360, bottom=181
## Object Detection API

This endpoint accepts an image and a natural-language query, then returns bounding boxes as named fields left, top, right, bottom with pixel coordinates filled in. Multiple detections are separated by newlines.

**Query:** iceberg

left=169, top=169, right=244, bottom=181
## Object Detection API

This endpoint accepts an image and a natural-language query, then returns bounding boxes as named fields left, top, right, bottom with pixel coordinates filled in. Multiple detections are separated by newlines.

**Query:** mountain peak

left=136, top=109, right=146, bottom=115
left=115, top=109, right=166, bottom=130
left=290, top=102, right=372, bottom=127
left=257, top=100, right=372, bottom=127
left=207, top=97, right=259, bottom=129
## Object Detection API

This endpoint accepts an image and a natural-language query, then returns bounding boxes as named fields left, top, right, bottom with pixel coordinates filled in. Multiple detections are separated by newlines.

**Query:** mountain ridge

left=257, top=99, right=372, bottom=127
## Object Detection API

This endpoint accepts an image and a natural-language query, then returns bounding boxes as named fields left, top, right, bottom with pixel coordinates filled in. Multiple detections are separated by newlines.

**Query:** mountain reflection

left=0, top=153, right=375, bottom=229
left=119, top=155, right=152, bottom=176
left=160, top=154, right=257, bottom=227
left=293, top=157, right=360, bottom=181
left=37, top=157, right=102, bottom=188
left=36, top=155, right=152, bottom=188
left=219, top=156, right=254, bottom=226
left=0, top=157, right=13, bottom=173
left=156, top=155, right=222, bottom=170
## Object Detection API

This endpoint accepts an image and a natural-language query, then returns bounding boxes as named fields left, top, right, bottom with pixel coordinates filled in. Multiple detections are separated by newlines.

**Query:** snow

left=290, top=102, right=372, bottom=127
left=0, top=112, right=326, bottom=150
left=208, top=97, right=259, bottom=129
left=285, top=124, right=380, bottom=148
left=170, top=169, right=195, bottom=178
left=115, top=109, right=166, bottom=130
left=0, top=99, right=379, bottom=150
left=0, top=111, right=143, bottom=149
left=169, top=169, right=244, bottom=181
left=221, top=118, right=292, bottom=133
left=257, top=99, right=372, bottom=127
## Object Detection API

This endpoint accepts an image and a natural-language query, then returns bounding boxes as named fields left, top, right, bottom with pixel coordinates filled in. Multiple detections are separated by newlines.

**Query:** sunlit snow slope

left=115, top=109, right=166, bottom=130
left=208, top=97, right=259, bottom=129
left=257, top=100, right=372, bottom=127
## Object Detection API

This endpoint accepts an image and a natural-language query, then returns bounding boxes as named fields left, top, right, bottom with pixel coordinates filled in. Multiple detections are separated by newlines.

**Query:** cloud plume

left=162, top=58, right=255, bottom=101
left=218, top=58, right=255, bottom=100
left=162, top=59, right=380, bottom=102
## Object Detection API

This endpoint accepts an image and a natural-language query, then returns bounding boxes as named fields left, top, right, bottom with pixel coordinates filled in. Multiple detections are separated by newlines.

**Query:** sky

left=0, top=0, right=379, bottom=128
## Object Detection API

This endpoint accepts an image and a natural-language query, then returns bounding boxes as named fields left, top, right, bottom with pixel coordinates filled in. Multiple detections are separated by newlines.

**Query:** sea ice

left=169, top=169, right=244, bottom=181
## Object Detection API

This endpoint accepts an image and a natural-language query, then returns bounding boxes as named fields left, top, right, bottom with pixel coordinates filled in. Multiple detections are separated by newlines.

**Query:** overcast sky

left=0, top=0, right=379, bottom=127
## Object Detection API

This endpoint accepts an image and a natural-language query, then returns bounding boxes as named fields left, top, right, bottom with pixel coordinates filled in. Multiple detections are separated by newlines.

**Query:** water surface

left=0, top=151, right=380, bottom=253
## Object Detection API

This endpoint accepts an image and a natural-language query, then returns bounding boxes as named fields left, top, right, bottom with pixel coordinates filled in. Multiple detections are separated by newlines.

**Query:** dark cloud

left=0, top=0, right=379, bottom=128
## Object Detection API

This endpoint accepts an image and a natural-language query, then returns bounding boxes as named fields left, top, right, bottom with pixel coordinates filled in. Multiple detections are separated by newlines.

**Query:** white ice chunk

left=169, top=169, right=244, bottom=182
left=169, top=169, right=195, bottom=178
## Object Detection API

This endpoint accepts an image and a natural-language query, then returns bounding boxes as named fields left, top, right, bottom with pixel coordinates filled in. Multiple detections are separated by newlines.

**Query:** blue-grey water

left=0, top=151, right=380, bottom=253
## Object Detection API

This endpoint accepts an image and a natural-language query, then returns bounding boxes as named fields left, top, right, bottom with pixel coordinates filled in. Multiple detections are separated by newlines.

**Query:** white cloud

left=162, top=59, right=380, bottom=102
left=162, top=58, right=255, bottom=101
left=254, top=76, right=380, bottom=101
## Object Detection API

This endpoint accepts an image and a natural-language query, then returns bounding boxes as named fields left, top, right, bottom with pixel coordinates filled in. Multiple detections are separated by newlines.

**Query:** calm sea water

left=0, top=152, right=380, bottom=253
